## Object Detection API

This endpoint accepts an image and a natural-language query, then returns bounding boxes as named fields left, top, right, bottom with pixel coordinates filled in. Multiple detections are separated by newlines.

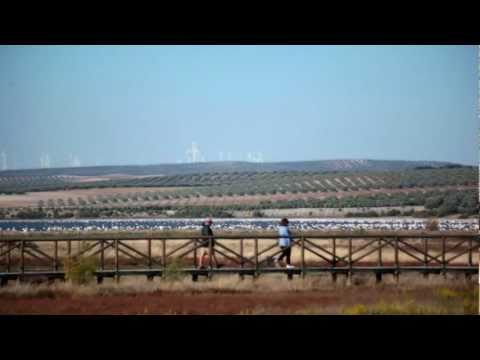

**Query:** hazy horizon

left=0, top=157, right=472, bottom=173
left=1, top=45, right=477, bottom=170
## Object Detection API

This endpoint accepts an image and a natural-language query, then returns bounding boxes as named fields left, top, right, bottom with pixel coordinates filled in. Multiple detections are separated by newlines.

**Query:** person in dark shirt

left=198, top=217, right=221, bottom=269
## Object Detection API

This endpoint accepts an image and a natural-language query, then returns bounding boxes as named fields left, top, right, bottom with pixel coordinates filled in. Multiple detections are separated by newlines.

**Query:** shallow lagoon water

left=0, top=218, right=477, bottom=233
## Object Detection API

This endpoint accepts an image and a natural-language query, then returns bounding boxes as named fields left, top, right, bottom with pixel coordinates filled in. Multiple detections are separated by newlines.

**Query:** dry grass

left=0, top=273, right=476, bottom=314
left=342, top=285, right=479, bottom=315
left=0, top=272, right=476, bottom=299
left=0, top=274, right=329, bottom=298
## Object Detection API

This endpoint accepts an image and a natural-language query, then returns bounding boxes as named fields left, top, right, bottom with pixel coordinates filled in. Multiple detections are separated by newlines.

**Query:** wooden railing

left=0, top=231, right=478, bottom=285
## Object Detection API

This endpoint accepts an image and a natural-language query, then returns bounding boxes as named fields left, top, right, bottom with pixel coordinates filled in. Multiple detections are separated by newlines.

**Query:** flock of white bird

left=0, top=218, right=477, bottom=233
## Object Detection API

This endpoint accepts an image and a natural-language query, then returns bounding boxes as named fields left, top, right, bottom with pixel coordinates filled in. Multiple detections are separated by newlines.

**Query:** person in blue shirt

left=274, top=218, right=295, bottom=268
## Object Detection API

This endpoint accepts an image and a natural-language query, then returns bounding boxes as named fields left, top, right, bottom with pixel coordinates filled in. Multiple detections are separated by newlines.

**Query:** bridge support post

left=331, top=273, right=337, bottom=283
left=147, top=275, right=154, bottom=282
left=96, top=276, right=104, bottom=284
left=300, top=236, right=305, bottom=279
left=287, top=272, right=293, bottom=280
left=375, top=272, right=382, bottom=284
left=239, top=238, right=244, bottom=281
left=394, top=271, right=400, bottom=284
left=441, top=237, right=447, bottom=280
left=465, top=273, right=472, bottom=281
left=192, top=273, right=198, bottom=282
left=114, top=239, right=119, bottom=284
left=0, top=277, right=7, bottom=287
left=346, top=272, right=352, bottom=287
left=254, top=238, right=259, bottom=279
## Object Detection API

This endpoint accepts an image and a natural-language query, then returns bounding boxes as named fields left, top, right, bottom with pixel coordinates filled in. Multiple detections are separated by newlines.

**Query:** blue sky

left=0, top=45, right=477, bottom=169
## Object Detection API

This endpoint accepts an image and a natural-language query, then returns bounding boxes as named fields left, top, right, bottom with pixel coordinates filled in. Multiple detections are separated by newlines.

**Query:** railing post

left=100, top=240, right=105, bottom=270
left=378, top=238, right=383, bottom=266
left=162, top=238, right=166, bottom=277
left=254, top=238, right=259, bottom=278
left=97, top=239, right=104, bottom=284
left=54, top=240, right=58, bottom=272
left=347, top=237, right=352, bottom=285
left=147, top=238, right=153, bottom=281
left=239, top=238, right=244, bottom=280
left=332, top=238, right=337, bottom=283
left=148, top=238, right=152, bottom=269
left=193, top=238, right=198, bottom=268
left=394, top=237, right=399, bottom=284
left=301, top=236, right=305, bottom=278
left=115, top=239, right=119, bottom=283
left=376, top=238, right=382, bottom=283
left=423, top=238, right=429, bottom=279
left=7, top=241, right=11, bottom=273
left=20, top=239, right=25, bottom=276
left=441, top=236, right=446, bottom=279
left=468, top=237, right=473, bottom=267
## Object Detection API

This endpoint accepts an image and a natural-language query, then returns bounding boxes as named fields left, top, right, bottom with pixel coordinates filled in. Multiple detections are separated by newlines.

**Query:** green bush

left=402, top=209, right=414, bottom=216
left=253, top=210, right=264, bottom=217
left=62, top=242, right=98, bottom=284
left=163, top=257, right=187, bottom=281
left=63, top=255, right=97, bottom=285
left=385, top=209, right=401, bottom=216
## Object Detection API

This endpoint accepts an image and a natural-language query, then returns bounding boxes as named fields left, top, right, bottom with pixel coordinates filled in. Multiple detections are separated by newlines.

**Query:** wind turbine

left=0, top=151, right=7, bottom=170
left=186, top=142, right=201, bottom=163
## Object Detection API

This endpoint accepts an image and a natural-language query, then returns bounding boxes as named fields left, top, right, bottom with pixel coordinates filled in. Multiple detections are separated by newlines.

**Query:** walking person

left=198, top=217, right=221, bottom=269
left=274, top=218, right=295, bottom=269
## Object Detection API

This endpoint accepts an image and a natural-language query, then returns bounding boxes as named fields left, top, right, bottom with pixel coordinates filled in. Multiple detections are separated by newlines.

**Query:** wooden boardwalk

left=0, top=231, right=478, bottom=285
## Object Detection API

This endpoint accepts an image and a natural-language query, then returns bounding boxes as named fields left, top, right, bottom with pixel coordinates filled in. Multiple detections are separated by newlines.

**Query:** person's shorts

left=200, top=239, right=215, bottom=248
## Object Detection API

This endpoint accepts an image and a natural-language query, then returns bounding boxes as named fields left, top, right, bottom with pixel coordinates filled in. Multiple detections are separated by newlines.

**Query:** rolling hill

left=0, top=159, right=467, bottom=178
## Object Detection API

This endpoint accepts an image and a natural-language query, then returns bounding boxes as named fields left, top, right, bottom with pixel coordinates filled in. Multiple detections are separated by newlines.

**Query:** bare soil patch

left=0, top=275, right=475, bottom=314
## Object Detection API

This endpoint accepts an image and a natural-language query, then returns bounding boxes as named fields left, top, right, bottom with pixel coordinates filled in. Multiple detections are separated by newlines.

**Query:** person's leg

left=205, top=248, right=212, bottom=267
left=204, top=247, right=215, bottom=268
left=285, top=247, right=292, bottom=265
left=278, top=247, right=286, bottom=262
left=198, top=248, right=207, bottom=268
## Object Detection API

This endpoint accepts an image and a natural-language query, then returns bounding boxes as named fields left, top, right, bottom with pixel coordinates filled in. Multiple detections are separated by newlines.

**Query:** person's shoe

left=286, top=264, right=295, bottom=269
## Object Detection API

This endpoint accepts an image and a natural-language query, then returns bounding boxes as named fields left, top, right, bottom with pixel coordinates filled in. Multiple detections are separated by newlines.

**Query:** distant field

left=0, top=166, right=477, bottom=219
left=0, top=167, right=476, bottom=206
left=0, top=184, right=474, bottom=209
left=0, top=158, right=462, bottom=180
left=0, top=187, right=190, bottom=208
left=0, top=164, right=476, bottom=195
